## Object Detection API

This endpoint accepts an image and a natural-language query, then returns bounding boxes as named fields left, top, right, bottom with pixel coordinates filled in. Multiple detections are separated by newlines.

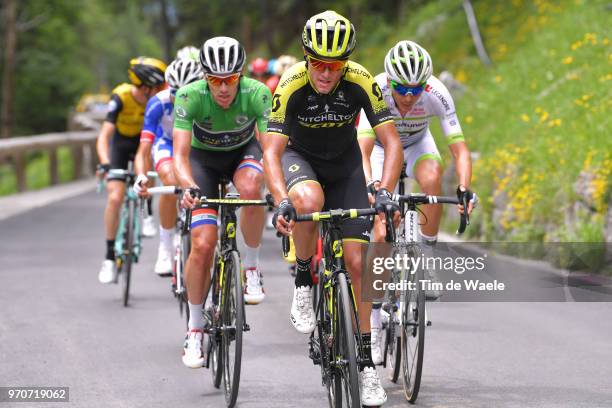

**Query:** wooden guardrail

left=0, top=131, right=98, bottom=192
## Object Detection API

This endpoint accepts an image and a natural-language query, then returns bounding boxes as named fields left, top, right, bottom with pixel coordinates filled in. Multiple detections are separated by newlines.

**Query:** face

left=390, top=81, right=425, bottom=111
left=207, top=74, right=240, bottom=109
left=305, top=55, right=346, bottom=94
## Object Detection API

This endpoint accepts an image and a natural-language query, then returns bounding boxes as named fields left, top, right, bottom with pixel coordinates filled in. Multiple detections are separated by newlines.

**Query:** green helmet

left=302, top=10, right=356, bottom=60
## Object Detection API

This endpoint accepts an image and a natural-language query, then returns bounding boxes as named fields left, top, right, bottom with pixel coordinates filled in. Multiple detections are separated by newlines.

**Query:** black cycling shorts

left=190, top=137, right=263, bottom=201
left=108, top=133, right=140, bottom=181
left=281, top=140, right=371, bottom=242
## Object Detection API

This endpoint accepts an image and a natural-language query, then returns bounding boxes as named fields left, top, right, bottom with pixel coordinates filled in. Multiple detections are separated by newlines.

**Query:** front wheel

left=332, top=272, right=361, bottom=408
left=122, top=199, right=136, bottom=307
left=221, top=250, right=244, bottom=407
left=401, top=263, right=425, bottom=403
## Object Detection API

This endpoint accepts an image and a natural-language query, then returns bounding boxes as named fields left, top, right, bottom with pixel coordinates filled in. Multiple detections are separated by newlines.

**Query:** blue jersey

left=140, top=89, right=174, bottom=143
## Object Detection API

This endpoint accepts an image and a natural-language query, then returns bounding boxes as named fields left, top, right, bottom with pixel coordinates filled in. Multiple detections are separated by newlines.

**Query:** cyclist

left=173, top=37, right=272, bottom=368
left=266, top=54, right=298, bottom=95
left=357, top=40, right=477, bottom=364
left=248, top=57, right=269, bottom=83
left=96, top=57, right=166, bottom=284
left=263, top=11, right=402, bottom=406
left=133, top=58, right=203, bottom=276
left=176, top=45, right=199, bottom=61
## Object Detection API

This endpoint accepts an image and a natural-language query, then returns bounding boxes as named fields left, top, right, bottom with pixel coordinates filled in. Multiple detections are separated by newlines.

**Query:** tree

left=1, top=0, right=18, bottom=138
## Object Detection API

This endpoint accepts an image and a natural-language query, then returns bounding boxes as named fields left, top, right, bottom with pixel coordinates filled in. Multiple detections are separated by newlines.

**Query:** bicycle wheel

left=222, top=250, right=243, bottom=407
left=386, top=307, right=401, bottom=383
left=210, top=250, right=223, bottom=389
left=122, top=199, right=135, bottom=307
left=401, top=253, right=425, bottom=403
left=332, top=272, right=360, bottom=408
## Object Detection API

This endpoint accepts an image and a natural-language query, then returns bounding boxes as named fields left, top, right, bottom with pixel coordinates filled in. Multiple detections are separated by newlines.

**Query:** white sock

left=419, top=232, right=438, bottom=245
left=243, top=244, right=260, bottom=270
left=159, top=226, right=174, bottom=252
left=371, top=308, right=382, bottom=329
left=188, top=302, right=204, bottom=330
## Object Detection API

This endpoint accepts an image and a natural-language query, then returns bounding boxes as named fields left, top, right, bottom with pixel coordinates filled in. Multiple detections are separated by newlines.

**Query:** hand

left=133, top=174, right=149, bottom=197
left=181, top=187, right=201, bottom=209
left=96, top=163, right=110, bottom=178
left=272, top=198, right=296, bottom=236
left=456, top=185, right=478, bottom=215
left=366, top=179, right=380, bottom=205
left=374, top=188, right=400, bottom=226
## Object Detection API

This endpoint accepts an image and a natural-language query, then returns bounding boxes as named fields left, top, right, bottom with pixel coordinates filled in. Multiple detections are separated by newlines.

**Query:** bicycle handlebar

left=392, top=192, right=468, bottom=235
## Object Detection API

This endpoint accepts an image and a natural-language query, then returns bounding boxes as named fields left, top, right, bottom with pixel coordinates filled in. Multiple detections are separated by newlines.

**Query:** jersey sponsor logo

left=288, top=164, right=300, bottom=173
left=235, top=114, right=248, bottom=125
left=337, top=90, right=346, bottom=102
left=425, top=84, right=450, bottom=112
left=306, top=104, right=319, bottom=111
left=261, top=94, right=269, bottom=104
left=372, top=83, right=383, bottom=102
left=175, top=106, right=187, bottom=119
left=280, top=70, right=307, bottom=88
left=272, top=94, right=281, bottom=112
left=345, top=66, right=370, bottom=78
left=179, top=93, right=189, bottom=101
left=297, top=112, right=354, bottom=124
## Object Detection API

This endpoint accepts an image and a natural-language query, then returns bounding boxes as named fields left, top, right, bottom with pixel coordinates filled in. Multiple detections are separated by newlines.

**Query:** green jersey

left=173, top=77, right=272, bottom=151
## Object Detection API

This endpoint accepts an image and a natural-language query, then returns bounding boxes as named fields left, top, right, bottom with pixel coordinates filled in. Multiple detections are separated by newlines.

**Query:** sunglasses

left=390, top=80, right=425, bottom=96
left=169, top=88, right=177, bottom=96
left=206, top=73, right=241, bottom=87
left=306, top=55, right=348, bottom=72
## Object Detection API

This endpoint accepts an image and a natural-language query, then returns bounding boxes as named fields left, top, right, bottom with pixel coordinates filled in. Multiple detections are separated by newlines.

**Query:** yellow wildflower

left=562, top=56, right=573, bottom=64
left=521, top=114, right=530, bottom=122
left=494, top=75, right=503, bottom=83
left=465, top=115, right=473, bottom=124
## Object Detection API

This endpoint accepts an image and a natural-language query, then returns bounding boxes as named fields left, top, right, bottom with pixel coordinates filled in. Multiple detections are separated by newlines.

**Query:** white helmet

left=384, top=40, right=433, bottom=85
left=165, top=58, right=203, bottom=90
left=274, top=55, right=298, bottom=76
left=176, top=45, right=199, bottom=61
left=199, top=36, right=245, bottom=76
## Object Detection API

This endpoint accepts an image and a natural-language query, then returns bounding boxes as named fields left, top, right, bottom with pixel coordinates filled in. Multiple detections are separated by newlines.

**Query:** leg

left=413, top=158, right=443, bottom=238
left=154, top=162, right=179, bottom=275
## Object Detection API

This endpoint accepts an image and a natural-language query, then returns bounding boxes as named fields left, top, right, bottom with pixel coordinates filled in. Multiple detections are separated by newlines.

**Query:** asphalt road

left=1, top=189, right=611, bottom=408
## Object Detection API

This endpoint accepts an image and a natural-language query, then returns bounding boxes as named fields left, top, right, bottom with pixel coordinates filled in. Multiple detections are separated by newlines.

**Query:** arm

left=96, top=121, right=115, bottom=165
left=173, top=128, right=195, bottom=189
left=449, top=141, right=472, bottom=188
left=262, top=132, right=289, bottom=205
left=373, top=122, right=402, bottom=191
left=358, top=136, right=375, bottom=184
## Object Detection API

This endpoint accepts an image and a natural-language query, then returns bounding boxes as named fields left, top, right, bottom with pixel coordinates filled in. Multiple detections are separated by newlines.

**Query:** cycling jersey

left=357, top=73, right=464, bottom=148
left=173, top=77, right=272, bottom=151
left=105, top=83, right=147, bottom=138
left=267, top=61, right=394, bottom=160
left=141, top=89, right=175, bottom=143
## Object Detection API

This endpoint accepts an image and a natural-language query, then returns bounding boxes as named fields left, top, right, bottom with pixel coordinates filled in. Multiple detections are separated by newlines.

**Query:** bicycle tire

left=211, top=250, right=223, bottom=389
left=332, top=272, right=360, bottom=408
left=401, top=254, right=425, bottom=403
left=387, top=313, right=401, bottom=383
left=122, top=199, right=135, bottom=307
left=222, top=250, right=243, bottom=407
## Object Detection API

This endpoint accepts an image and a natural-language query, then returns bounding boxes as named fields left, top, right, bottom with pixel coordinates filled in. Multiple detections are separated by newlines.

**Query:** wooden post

left=13, top=152, right=26, bottom=191
left=49, top=147, right=59, bottom=185
left=72, top=145, right=83, bottom=180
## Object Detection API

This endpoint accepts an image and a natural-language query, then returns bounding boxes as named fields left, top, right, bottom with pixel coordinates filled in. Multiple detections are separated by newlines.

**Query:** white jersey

left=357, top=73, right=464, bottom=148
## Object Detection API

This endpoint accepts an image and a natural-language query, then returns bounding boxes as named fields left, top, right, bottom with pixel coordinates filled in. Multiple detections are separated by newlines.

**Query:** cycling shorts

left=152, top=137, right=173, bottom=171
left=109, top=133, right=139, bottom=181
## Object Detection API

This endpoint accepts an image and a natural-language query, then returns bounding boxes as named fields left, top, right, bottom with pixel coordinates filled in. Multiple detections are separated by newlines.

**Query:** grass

left=0, top=147, right=76, bottom=196
left=358, top=0, right=611, bottom=244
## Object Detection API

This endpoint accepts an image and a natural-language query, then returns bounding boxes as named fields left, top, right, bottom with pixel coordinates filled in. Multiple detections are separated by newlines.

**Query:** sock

left=371, top=303, right=382, bottom=329
left=147, top=198, right=153, bottom=216
left=188, top=302, right=205, bottom=331
left=419, top=232, right=437, bottom=246
left=360, top=332, right=375, bottom=369
left=106, top=240, right=115, bottom=261
left=295, top=256, right=313, bottom=288
left=159, top=226, right=174, bottom=252
left=243, top=244, right=260, bottom=270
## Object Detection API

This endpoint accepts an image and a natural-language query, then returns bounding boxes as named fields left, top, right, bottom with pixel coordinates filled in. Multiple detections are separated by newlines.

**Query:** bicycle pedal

left=243, top=323, right=250, bottom=332
left=427, top=320, right=432, bottom=327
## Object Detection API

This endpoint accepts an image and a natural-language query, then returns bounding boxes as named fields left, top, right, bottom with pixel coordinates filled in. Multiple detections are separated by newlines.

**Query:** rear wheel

left=222, top=250, right=243, bottom=407
left=210, top=250, right=223, bottom=389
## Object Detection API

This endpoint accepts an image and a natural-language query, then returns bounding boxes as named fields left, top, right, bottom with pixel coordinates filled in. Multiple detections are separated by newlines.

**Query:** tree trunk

left=159, top=0, right=174, bottom=62
left=1, top=0, right=18, bottom=138
left=462, top=0, right=492, bottom=66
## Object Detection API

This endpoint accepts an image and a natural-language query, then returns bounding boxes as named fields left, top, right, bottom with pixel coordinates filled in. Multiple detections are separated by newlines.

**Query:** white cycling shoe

left=360, top=366, right=387, bottom=406
left=98, top=260, right=117, bottom=284
left=244, top=268, right=265, bottom=304
left=371, top=326, right=385, bottom=366
left=290, top=286, right=316, bottom=334
left=154, top=246, right=173, bottom=276
left=142, top=216, right=157, bottom=238
left=182, top=329, right=205, bottom=368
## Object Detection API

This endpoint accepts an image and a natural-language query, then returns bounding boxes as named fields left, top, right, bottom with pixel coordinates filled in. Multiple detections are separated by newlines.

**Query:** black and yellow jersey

left=104, top=83, right=147, bottom=138
left=266, top=61, right=393, bottom=160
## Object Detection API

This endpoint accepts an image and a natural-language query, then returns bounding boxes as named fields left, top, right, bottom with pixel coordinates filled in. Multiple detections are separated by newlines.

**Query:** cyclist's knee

left=234, top=170, right=263, bottom=198
left=107, top=188, right=124, bottom=209
left=290, top=184, right=324, bottom=213
left=158, top=164, right=176, bottom=186
left=190, top=230, right=216, bottom=262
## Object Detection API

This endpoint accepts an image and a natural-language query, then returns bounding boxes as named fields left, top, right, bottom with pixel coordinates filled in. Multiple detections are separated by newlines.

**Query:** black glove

left=272, top=198, right=296, bottom=228
left=97, top=163, right=111, bottom=173
left=367, top=179, right=379, bottom=196
left=374, top=188, right=399, bottom=214
left=456, top=185, right=478, bottom=208
left=186, top=187, right=201, bottom=199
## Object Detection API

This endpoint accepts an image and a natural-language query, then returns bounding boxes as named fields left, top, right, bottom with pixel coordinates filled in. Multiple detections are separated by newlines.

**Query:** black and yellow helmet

left=128, top=57, right=167, bottom=87
left=302, top=10, right=356, bottom=60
